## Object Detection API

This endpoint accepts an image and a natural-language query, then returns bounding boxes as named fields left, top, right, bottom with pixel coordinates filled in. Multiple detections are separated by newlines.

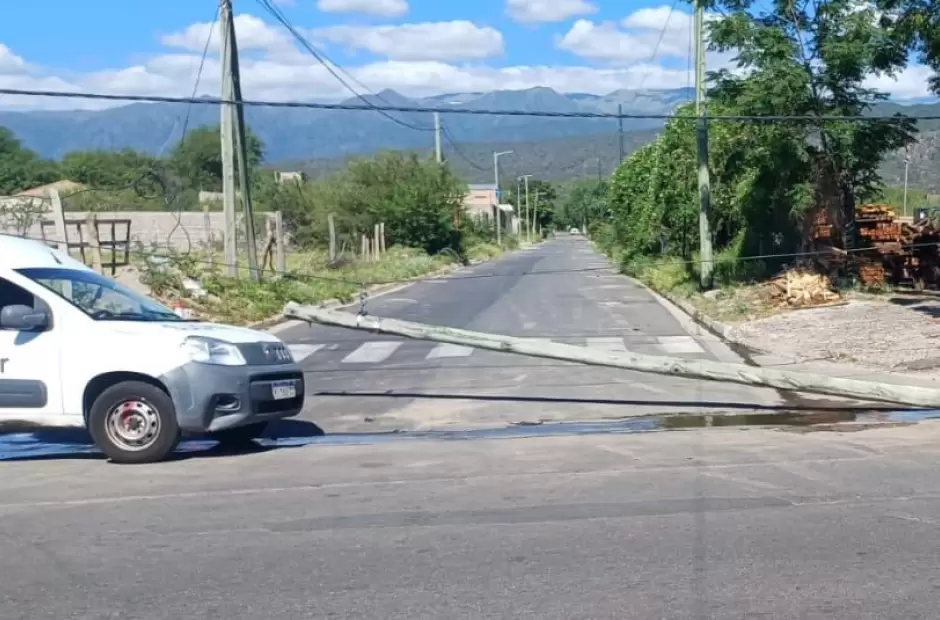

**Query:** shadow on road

left=314, top=389, right=912, bottom=413
left=0, top=419, right=325, bottom=463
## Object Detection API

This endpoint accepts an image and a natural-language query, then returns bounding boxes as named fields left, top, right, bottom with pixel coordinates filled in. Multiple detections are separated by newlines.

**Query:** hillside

left=281, top=129, right=661, bottom=183
left=0, top=87, right=693, bottom=163
left=4, top=85, right=940, bottom=187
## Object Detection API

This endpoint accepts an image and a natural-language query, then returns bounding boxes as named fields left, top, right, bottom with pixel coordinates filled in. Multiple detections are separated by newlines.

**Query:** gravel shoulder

left=726, top=294, right=940, bottom=373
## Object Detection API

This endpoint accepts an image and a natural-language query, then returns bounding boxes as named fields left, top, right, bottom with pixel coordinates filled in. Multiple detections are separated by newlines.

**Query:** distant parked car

left=569, top=227, right=580, bottom=235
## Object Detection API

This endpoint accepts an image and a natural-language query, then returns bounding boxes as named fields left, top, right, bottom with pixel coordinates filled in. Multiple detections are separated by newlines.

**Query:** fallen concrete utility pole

left=283, top=303, right=940, bottom=408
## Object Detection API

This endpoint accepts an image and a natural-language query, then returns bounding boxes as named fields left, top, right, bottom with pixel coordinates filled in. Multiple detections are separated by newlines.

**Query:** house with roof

left=462, top=183, right=516, bottom=233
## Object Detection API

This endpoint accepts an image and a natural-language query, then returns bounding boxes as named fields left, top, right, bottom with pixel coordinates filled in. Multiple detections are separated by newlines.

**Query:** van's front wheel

left=88, top=381, right=180, bottom=464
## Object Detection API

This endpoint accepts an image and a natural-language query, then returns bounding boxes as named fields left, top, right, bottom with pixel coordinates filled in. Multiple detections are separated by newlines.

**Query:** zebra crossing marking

left=426, top=344, right=475, bottom=359
left=341, top=341, right=402, bottom=364
left=657, top=335, right=704, bottom=354
left=585, top=337, right=629, bottom=352
left=287, top=344, right=323, bottom=362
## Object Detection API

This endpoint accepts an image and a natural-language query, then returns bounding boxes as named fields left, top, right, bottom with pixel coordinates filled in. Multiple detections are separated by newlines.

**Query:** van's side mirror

left=0, top=305, right=50, bottom=330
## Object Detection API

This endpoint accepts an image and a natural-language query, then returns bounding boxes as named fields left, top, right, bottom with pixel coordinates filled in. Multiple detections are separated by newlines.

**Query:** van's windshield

left=17, top=267, right=189, bottom=322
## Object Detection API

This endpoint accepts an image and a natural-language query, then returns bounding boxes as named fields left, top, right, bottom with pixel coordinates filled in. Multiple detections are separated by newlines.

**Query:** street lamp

left=493, top=150, right=513, bottom=245
left=518, top=174, right=533, bottom=242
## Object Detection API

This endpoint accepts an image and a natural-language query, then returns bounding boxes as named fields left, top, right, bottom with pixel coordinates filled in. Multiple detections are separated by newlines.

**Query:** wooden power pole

left=219, top=0, right=237, bottom=277
left=694, top=0, right=714, bottom=289
left=220, top=0, right=260, bottom=282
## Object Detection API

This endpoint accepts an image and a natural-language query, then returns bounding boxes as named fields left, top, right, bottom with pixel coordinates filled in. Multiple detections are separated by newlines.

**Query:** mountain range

left=4, top=86, right=940, bottom=188
left=0, top=87, right=693, bottom=163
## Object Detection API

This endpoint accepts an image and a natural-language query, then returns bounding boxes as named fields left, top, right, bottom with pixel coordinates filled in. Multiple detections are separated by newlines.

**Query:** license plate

left=271, top=380, right=297, bottom=400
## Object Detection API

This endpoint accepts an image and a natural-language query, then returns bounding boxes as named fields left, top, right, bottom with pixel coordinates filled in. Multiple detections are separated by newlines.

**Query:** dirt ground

left=725, top=292, right=940, bottom=372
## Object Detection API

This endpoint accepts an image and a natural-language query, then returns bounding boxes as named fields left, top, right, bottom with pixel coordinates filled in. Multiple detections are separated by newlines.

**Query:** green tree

left=60, top=148, right=164, bottom=189
left=508, top=178, right=556, bottom=234
left=169, top=125, right=264, bottom=191
left=607, top=0, right=919, bottom=279
left=706, top=0, right=914, bottom=252
left=560, top=179, right=609, bottom=231
left=282, top=153, right=466, bottom=255
left=0, top=127, right=59, bottom=195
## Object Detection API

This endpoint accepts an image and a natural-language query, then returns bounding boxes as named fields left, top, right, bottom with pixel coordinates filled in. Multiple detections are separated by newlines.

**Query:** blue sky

left=0, top=0, right=929, bottom=109
left=2, top=0, right=654, bottom=71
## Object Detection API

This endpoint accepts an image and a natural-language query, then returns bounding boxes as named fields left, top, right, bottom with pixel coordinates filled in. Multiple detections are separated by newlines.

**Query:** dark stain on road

left=0, top=407, right=932, bottom=462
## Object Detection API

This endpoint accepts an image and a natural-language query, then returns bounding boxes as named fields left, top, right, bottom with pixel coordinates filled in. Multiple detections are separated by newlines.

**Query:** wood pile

left=765, top=269, right=841, bottom=308
left=857, top=204, right=901, bottom=242
left=809, top=204, right=940, bottom=288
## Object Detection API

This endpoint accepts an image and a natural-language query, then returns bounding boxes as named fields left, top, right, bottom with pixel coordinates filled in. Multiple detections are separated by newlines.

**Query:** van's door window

left=16, top=268, right=188, bottom=322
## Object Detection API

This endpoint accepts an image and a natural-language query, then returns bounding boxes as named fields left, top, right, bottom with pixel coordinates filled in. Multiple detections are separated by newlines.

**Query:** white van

left=0, top=235, right=305, bottom=464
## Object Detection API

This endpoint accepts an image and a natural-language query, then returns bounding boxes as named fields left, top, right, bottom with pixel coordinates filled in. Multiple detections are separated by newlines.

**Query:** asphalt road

left=5, top=421, right=940, bottom=619
left=279, top=236, right=783, bottom=433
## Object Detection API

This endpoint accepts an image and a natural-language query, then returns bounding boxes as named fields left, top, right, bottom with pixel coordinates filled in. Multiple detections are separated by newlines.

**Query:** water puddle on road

left=0, top=409, right=932, bottom=462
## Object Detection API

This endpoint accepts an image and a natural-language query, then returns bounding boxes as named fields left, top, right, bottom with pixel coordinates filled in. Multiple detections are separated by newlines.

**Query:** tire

left=211, top=422, right=268, bottom=447
left=87, top=381, right=180, bottom=464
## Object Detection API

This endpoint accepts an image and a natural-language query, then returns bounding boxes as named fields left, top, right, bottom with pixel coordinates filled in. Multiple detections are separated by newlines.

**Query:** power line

left=619, top=0, right=681, bottom=112
left=0, top=87, right=922, bottom=122
left=166, top=3, right=220, bottom=254
left=440, top=126, right=489, bottom=171
left=8, top=229, right=940, bottom=288
left=254, top=0, right=432, bottom=132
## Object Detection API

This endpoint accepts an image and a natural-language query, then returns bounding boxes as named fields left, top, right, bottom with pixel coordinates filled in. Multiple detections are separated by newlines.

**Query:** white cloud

left=160, top=13, right=295, bottom=54
left=557, top=7, right=695, bottom=64
left=506, top=0, right=597, bottom=24
left=0, top=44, right=28, bottom=74
left=0, top=9, right=933, bottom=112
left=316, top=0, right=408, bottom=18
left=312, top=21, right=503, bottom=61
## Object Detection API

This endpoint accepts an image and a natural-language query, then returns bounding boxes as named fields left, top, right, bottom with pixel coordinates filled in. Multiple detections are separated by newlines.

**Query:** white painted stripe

left=585, top=337, right=629, bottom=352
left=287, top=344, right=323, bottom=362
left=658, top=335, right=704, bottom=354
left=426, top=344, right=475, bottom=359
left=341, top=341, right=402, bottom=364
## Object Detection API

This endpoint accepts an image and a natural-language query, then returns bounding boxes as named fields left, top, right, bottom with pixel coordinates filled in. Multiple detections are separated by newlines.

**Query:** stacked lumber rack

left=807, top=203, right=940, bottom=288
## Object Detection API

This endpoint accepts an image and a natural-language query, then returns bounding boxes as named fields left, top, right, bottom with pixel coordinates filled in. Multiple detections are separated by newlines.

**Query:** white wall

left=0, top=211, right=234, bottom=250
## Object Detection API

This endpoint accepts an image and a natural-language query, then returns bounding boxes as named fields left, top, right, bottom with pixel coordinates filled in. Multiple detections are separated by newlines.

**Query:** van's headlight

left=182, top=336, right=246, bottom=366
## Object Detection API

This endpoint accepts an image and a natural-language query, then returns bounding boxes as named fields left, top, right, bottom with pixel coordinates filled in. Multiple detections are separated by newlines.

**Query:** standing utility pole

left=519, top=174, right=533, bottom=242
left=533, top=190, right=541, bottom=240
left=694, top=0, right=714, bottom=289
left=617, top=104, right=625, bottom=162
left=220, top=0, right=237, bottom=277
left=493, top=150, right=513, bottom=245
left=221, top=0, right=260, bottom=281
left=433, top=112, right=443, bottom=163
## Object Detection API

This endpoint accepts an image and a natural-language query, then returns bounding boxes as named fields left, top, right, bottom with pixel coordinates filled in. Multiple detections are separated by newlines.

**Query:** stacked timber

left=857, top=204, right=901, bottom=242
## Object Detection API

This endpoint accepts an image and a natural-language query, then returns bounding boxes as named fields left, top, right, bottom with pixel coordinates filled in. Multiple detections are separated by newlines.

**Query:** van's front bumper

left=160, top=361, right=305, bottom=433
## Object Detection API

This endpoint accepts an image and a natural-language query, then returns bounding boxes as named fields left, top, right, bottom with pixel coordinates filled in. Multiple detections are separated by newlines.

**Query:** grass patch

left=138, top=241, right=507, bottom=325
left=612, top=248, right=780, bottom=324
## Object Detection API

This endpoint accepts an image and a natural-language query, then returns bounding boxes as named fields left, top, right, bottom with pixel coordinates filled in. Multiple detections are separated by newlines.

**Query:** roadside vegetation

left=562, top=0, right=940, bottom=324
left=0, top=123, right=553, bottom=324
